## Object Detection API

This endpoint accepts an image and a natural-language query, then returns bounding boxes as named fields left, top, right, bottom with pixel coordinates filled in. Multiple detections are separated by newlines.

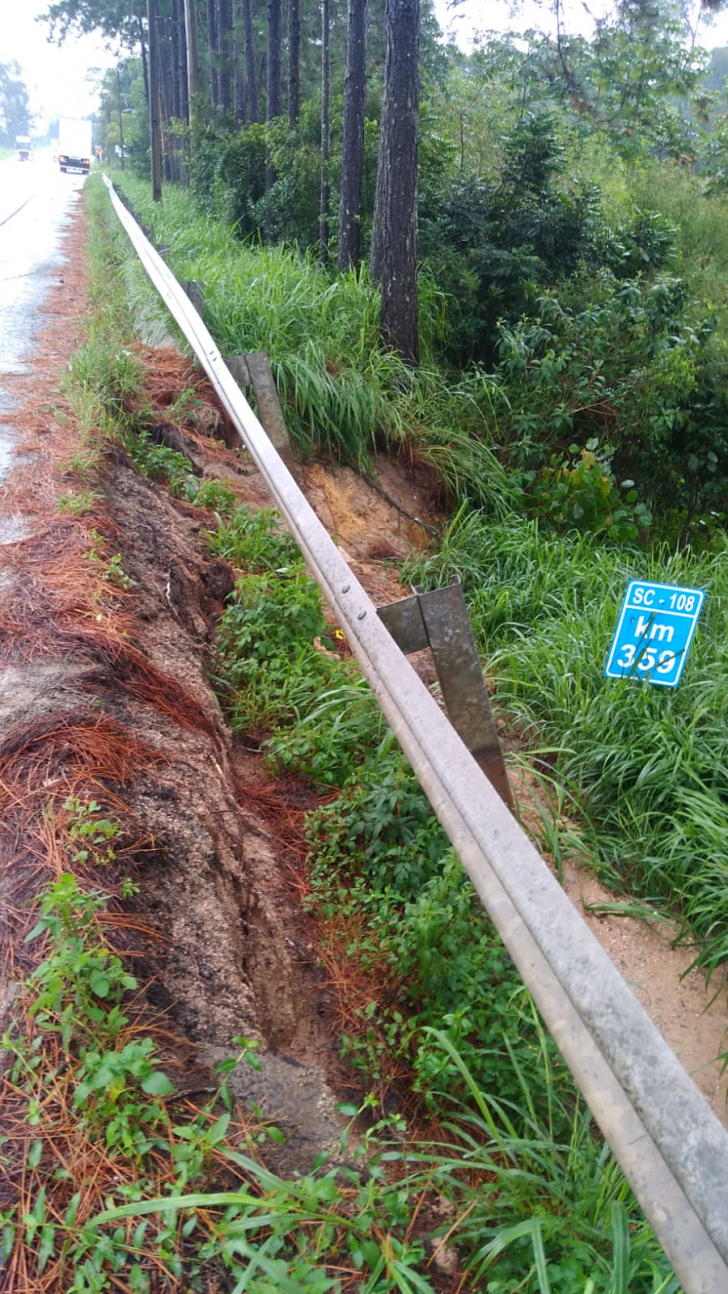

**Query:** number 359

left=617, top=644, right=675, bottom=673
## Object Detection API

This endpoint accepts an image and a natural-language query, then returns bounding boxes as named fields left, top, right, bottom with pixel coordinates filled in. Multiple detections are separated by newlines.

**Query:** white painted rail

left=104, top=175, right=728, bottom=1293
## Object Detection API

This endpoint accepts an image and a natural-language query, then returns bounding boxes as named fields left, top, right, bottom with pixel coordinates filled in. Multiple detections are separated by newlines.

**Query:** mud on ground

left=1, top=457, right=352, bottom=1171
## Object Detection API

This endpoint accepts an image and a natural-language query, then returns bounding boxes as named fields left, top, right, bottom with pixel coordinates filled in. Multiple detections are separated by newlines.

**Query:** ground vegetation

left=18, top=0, right=728, bottom=1282
left=109, top=106, right=728, bottom=973
left=1, top=176, right=683, bottom=1291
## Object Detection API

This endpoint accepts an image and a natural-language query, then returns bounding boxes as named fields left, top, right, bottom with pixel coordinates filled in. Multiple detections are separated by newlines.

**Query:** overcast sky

left=435, top=0, right=728, bottom=49
left=5, top=0, right=728, bottom=130
left=2, top=5, right=118, bottom=126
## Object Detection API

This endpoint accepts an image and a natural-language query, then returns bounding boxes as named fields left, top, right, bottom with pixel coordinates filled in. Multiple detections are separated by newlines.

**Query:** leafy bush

left=484, top=281, right=728, bottom=528
left=420, top=114, right=608, bottom=365
left=526, top=438, right=652, bottom=541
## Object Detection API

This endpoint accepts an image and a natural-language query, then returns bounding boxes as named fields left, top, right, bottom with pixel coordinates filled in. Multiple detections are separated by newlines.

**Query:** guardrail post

left=226, top=351, right=296, bottom=471
left=378, top=575, right=513, bottom=808
left=181, top=280, right=204, bottom=314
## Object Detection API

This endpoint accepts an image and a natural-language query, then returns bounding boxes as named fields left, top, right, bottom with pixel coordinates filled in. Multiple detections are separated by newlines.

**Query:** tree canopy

left=0, top=62, right=31, bottom=145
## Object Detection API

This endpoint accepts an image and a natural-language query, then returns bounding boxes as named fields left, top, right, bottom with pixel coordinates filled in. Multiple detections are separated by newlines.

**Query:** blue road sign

left=605, top=579, right=706, bottom=688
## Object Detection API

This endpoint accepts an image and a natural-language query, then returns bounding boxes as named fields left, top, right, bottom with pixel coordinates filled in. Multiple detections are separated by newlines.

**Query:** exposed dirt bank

left=2, top=198, right=727, bottom=1188
left=0, top=215, right=344, bottom=1174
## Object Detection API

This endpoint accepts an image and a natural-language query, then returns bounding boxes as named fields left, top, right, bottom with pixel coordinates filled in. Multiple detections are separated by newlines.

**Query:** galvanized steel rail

left=104, top=176, right=728, bottom=1292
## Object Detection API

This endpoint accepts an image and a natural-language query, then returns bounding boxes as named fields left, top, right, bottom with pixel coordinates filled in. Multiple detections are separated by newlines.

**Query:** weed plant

left=3, top=858, right=450, bottom=1293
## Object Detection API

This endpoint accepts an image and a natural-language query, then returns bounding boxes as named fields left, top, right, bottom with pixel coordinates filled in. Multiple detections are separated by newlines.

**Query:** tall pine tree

left=338, top=0, right=367, bottom=269
left=370, top=0, right=420, bottom=362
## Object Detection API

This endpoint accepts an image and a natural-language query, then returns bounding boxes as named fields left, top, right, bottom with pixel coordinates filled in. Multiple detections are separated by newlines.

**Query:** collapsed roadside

left=0, top=180, right=683, bottom=1291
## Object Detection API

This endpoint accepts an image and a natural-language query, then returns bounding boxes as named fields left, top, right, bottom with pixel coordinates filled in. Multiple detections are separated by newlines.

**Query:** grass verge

left=104, top=172, right=514, bottom=514
left=4, top=173, right=678, bottom=1291
left=403, top=508, right=728, bottom=977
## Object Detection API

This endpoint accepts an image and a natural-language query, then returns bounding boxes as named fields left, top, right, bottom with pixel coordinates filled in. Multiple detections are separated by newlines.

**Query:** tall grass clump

left=105, top=176, right=513, bottom=509
left=406, top=508, right=728, bottom=972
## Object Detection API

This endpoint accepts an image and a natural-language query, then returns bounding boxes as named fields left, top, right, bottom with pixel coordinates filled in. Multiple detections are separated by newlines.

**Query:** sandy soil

left=563, top=861, right=728, bottom=1114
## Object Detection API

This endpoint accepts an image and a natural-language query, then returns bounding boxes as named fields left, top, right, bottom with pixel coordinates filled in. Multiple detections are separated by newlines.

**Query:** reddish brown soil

left=0, top=223, right=345, bottom=1177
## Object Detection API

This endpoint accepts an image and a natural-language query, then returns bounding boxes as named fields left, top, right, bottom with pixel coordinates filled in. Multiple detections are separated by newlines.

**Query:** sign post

left=605, top=580, right=705, bottom=688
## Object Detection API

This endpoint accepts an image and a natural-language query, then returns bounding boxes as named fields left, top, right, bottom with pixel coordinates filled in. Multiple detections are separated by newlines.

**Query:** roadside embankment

left=2, top=174, right=716, bottom=1292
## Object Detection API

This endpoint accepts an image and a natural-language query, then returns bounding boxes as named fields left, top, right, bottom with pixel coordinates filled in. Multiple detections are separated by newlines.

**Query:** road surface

left=0, top=151, right=85, bottom=540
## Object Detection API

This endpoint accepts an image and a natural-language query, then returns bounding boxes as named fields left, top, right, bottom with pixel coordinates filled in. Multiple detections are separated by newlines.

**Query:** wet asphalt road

left=0, top=152, right=85, bottom=538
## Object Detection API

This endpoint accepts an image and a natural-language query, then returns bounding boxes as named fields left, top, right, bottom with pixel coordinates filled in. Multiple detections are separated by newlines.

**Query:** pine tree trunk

left=370, top=0, right=419, bottom=363
left=288, top=0, right=300, bottom=126
left=234, top=0, right=245, bottom=121
left=176, top=0, right=190, bottom=123
left=338, top=0, right=367, bottom=270
left=157, top=11, right=174, bottom=181
left=183, top=0, right=200, bottom=117
left=319, top=0, right=331, bottom=261
left=242, top=0, right=259, bottom=121
left=266, top=0, right=282, bottom=189
left=139, top=15, right=150, bottom=110
left=171, top=0, right=182, bottom=119
left=218, top=0, right=232, bottom=111
left=147, top=0, right=163, bottom=200
left=207, top=0, right=219, bottom=105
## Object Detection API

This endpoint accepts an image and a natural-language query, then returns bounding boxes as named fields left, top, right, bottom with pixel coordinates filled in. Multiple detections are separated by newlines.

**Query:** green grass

left=405, top=508, right=728, bottom=974
left=101, top=175, right=513, bottom=512
left=200, top=501, right=677, bottom=1291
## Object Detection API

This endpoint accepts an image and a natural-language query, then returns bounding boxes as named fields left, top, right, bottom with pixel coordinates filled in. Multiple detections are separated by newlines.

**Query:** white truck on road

left=58, top=118, right=93, bottom=174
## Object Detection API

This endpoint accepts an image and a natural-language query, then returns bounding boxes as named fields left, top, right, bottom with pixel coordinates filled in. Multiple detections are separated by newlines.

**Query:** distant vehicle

left=58, top=118, right=93, bottom=175
left=16, top=135, right=32, bottom=162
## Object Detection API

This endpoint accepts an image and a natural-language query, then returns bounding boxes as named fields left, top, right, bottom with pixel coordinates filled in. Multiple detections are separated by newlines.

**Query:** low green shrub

left=526, top=438, right=652, bottom=542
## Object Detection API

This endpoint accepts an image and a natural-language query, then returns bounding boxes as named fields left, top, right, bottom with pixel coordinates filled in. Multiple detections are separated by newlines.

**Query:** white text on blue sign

left=604, top=580, right=706, bottom=688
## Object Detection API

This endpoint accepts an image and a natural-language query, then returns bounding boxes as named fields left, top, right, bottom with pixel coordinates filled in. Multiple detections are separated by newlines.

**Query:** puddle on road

left=0, top=165, right=84, bottom=543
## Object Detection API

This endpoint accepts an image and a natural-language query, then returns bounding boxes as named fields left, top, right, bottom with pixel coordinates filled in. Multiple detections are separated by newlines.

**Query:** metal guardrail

left=104, top=175, right=728, bottom=1293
